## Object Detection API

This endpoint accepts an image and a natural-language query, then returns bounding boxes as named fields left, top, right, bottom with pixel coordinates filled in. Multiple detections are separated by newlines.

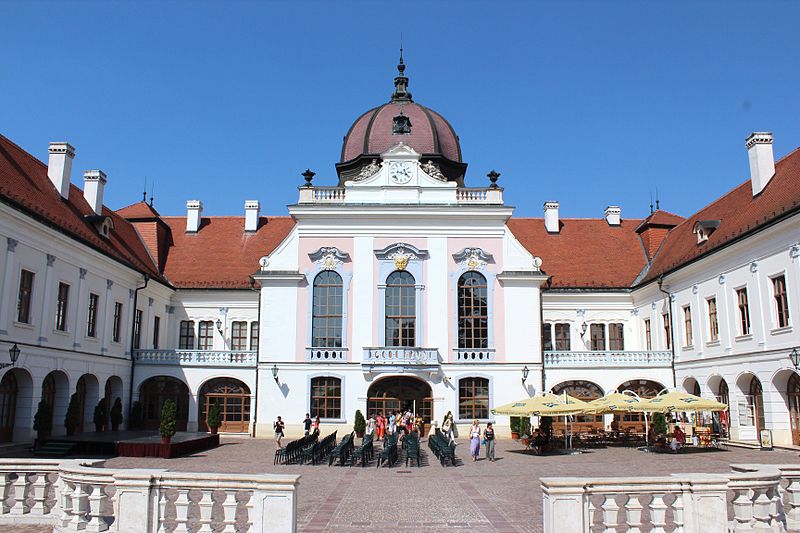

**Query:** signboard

left=759, top=429, right=773, bottom=451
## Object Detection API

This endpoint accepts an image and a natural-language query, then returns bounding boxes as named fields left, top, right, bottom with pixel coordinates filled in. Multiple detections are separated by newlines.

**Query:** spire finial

left=391, top=40, right=412, bottom=102
left=655, top=188, right=660, bottom=210
left=142, top=176, right=147, bottom=202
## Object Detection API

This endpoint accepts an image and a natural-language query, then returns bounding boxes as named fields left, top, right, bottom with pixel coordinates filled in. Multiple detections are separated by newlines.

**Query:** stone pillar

left=0, top=238, right=19, bottom=335
left=37, top=254, right=56, bottom=343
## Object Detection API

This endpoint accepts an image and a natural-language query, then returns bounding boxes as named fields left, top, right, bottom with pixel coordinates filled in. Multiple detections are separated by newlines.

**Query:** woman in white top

left=469, top=420, right=482, bottom=461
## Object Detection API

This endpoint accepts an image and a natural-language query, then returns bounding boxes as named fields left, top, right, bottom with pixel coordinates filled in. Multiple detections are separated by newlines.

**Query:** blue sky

left=2, top=1, right=799, bottom=219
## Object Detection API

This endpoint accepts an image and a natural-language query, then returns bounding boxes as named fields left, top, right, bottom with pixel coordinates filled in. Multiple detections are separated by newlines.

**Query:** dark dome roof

left=340, top=101, right=462, bottom=163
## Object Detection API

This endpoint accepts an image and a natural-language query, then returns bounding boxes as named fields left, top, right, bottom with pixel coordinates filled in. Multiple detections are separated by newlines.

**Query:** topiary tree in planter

left=206, top=400, right=222, bottom=435
left=159, top=399, right=177, bottom=444
left=64, top=393, right=82, bottom=436
left=652, top=412, right=667, bottom=437
left=353, top=409, right=366, bottom=438
left=510, top=417, right=521, bottom=439
left=129, top=401, right=142, bottom=430
left=93, top=400, right=107, bottom=432
left=33, top=400, right=53, bottom=445
left=110, top=398, right=123, bottom=431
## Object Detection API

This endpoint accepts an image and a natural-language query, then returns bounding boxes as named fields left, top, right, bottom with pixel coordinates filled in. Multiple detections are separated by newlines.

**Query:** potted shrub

left=519, top=417, right=531, bottom=446
left=110, top=398, right=123, bottom=431
left=64, top=393, right=81, bottom=436
left=159, top=399, right=177, bottom=444
left=653, top=412, right=667, bottom=438
left=129, top=401, right=142, bottom=430
left=206, top=400, right=222, bottom=435
left=510, top=417, right=520, bottom=440
left=93, top=400, right=107, bottom=432
left=33, top=400, right=53, bottom=446
left=353, top=409, right=366, bottom=438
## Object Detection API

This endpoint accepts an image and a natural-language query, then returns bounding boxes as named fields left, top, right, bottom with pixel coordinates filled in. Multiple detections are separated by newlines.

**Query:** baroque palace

left=1, top=58, right=799, bottom=446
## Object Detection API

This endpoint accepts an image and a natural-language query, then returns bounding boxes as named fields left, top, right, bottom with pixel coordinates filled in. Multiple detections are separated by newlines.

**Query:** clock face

left=390, top=161, right=413, bottom=184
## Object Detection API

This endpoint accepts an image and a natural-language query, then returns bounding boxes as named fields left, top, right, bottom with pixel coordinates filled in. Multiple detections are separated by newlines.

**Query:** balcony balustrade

left=543, top=350, right=672, bottom=368
left=134, top=349, right=257, bottom=367
left=298, top=186, right=503, bottom=205
left=452, top=348, right=496, bottom=362
left=306, top=347, right=348, bottom=362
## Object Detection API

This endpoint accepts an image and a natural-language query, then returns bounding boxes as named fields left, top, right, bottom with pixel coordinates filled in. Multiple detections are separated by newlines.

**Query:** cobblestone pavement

left=3, top=438, right=798, bottom=533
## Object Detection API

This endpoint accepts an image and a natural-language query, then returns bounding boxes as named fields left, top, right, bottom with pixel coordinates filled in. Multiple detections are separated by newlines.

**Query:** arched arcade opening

left=139, top=376, right=190, bottom=432
left=198, top=377, right=251, bottom=433
left=367, top=376, right=433, bottom=424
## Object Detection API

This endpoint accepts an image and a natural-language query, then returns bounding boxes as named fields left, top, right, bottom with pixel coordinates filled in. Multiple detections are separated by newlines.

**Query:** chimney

left=604, top=206, right=621, bottom=226
left=47, top=142, right=75, bottom=199
left=544, top=201, right=560, bottom=233
left=83, top=170, right=107, bottom=215
left=186, top=200, right=202, bottom=233
left=746, top=132, right=775, bottom=196
left=244, top=200, right=260, bottom=232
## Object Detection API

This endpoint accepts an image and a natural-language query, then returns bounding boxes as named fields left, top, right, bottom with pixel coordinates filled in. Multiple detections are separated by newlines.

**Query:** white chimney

left=746, top=132, right=775, bottom=196
left=186, top=200, right=202, bottom=233
left=47, top=142, right=75, bottom=199
left=244, top=200, right=260, bottom=232
left=604, top=206, right=621, bottom=226
left=544, top=201, right=560, bottom=233
left=83, top=170, right=107, bottom=215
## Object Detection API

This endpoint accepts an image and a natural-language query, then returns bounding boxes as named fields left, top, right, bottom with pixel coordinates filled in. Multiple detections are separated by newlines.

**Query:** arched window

left=199, top=378, right=251, bottom=433
left=458, top=272, right=488, bottom=349
left=312, top=271, right=343, bottom=348
left=750, top=376, right=765, bottom=433
left=311, top=377, right=341, bottom=419
left=459, top=377, right=489, bottom=420
left=385, top=271, right=416, bottom=347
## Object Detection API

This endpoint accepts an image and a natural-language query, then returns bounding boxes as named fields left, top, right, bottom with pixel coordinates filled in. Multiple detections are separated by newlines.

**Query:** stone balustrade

left=452, top=348, right=496, bottom=362
left=541, top=463, right=793, bottom=532
left=456, top=187, right=504, bottom=204
left=298, top=186, right=503, bottom=205
left=306, top=347, right=348, bottom=362
left=134, top=350, right=257, bottom=367
left=0, top=458, right=299, bottom=533
left=543, top=350, right=673, bottom=368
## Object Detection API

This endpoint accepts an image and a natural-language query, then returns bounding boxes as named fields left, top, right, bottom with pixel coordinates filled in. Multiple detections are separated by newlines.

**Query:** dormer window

left=392, top=111, right=412, bottom=134
left=85, top=215, right=115, bottom=238
left=692, top=220, right=720, bottom=245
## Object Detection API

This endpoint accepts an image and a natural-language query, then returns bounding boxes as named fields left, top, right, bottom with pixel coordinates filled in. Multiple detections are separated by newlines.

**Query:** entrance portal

left=367, top=376, right=433, bottom=424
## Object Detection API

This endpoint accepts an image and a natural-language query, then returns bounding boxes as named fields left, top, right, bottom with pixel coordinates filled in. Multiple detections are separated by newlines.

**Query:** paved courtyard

left=2, top=436, right=798, bottom=533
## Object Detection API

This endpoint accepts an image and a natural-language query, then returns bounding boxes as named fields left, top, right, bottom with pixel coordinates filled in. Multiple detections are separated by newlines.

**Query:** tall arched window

left=385, top=271, right=415, bottom=347
left=312, top=271, right=344, bottom=348
left=458, top=272, right=488, bottom=349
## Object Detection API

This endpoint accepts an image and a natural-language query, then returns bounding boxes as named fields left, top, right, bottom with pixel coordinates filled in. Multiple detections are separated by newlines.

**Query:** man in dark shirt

left=303, top=413, right=312, bottom=436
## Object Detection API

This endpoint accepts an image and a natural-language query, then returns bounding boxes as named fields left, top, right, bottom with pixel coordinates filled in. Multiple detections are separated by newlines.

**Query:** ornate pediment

left=381, top=142, right=420, bottom=159
left=309, top=247, right=350, bottom=270
left=452, top=247, right=493, bottom=271
left=375, top=243, right=429, bottom=270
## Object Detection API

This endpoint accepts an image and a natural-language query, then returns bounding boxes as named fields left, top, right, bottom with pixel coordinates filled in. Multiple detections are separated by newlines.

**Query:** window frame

left=736, top=287, right=751, bottom=336
left=17, top=269, right=35, bottom=324
left=663, top=312, right=671, bottom=350
left=458, top=376, right=491, bottom=421
left=707, top=296, right=719, bottom=342
left=608, top=323, right=624, bottom=351
left=385, top=270, right=416, bottom=347
left=86, top=292, right=99, bottom=338
left=590, top=323, right=606, bottom=351
left=179, top=320, right=195, bottom=350
left=309, top=376, right=342, bottom=420
left=152, top=315, right=160, bottom=349
left=457, top=271, right=489, bottom=349
left=230, top=320, right=248, bottom=350
left=542, top=323, right=553, bottom=351
left=644, top=318, right=652, bottom=351
left=682, top=304, right=693, bottom=347
left=554, top=323, right=571, bottom=350
left=311, top=271, right=344, bottom=348
left=197, top=320, right=213, bottom=350
left=112, top=302, right=123, bottom=343
left=772, top=274, right=790, bottom=329
left=54, top=282, right=70, bottom=332
left=249, top=321, right=259, bottom=351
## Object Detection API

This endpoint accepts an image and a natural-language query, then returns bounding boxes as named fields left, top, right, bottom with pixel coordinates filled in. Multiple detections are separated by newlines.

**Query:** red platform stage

left=54, top=431, right=220, bottom=458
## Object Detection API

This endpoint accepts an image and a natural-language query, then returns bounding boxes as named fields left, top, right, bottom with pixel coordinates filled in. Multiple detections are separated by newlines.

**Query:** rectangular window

left=736, top=288, right=751, bottom=335
left=644, top=319, right=652, bottom=350
left=683, top=305, right=693, bottom=346
left=86, top=293, right=99, bottom=337
left=458, top=377, right=490, bottom=420
left=133, top=309, right=142, bottom=349
left=707, top=297, right=719, bottom=341
left=773, top=275, right=790, bottom=328
left=663, top=313, right=671, bottom=350
left=231, top=321, right=247, bottom=350
left=112, top=302, right=123, bottom=343
left=609, top=323, right=624, bottom=350
left=554, top=323, right=571, bottom=350
left=310, top=377, right=341, bottom=419
left=198, top=320, right=213, bottom=350
left=55, top=282, right=70, bottom=331
left=542, top=323, right=553, bottom=351
left=179, top=320, right=195, bottom=349
left=590, top=323, right=606, bottom=351
left=250, top=321, right=259, bottom=351
left=17, top=269, right=35, bottom=324
left=152, top=316, right=160, bottom=349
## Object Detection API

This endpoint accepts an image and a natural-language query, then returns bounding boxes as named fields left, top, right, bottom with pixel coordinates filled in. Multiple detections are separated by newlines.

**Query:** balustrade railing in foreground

left=541, top=463, right=800, bottom=532
left=0, top=458, right=299, bottom=532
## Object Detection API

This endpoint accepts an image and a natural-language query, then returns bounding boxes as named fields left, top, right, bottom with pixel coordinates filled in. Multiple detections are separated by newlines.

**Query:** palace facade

left=1, top=60, right=799, bottom=445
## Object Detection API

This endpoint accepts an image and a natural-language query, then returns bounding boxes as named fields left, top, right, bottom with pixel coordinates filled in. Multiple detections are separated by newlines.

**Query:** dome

left=336, top=53, right=467, bottom=186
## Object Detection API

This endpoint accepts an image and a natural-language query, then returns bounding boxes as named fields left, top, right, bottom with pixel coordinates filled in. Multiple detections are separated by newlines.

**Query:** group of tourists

left=273, top=413, right=320, bottom=448
left=365, top=410, right=424, bottom=440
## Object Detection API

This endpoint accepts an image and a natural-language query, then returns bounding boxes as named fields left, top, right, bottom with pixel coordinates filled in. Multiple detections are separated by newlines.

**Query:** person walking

left=469, top=420, right=482, bottom=461
left=415, top=413, right=424, bottom=438
left=303, top=413, right=312, bottom=437
left=376, top=412, right=386, bottom=441
left=483, top=422, right=496, bottom=461
left=274, top=416, right=285, bottom=449
left=366, top=414, right=376, bottom=437
left=313, top=415, right=320, bottom=434
left=442, top=411, right=456, bottom=446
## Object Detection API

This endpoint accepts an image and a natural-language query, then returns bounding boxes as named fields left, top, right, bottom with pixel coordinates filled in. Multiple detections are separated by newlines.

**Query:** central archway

left=367, top=376, right=433, bottom=424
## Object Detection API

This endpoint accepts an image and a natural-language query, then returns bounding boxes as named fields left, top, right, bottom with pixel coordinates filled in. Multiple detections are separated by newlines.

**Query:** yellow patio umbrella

left=587, top=392, right=649, bottom=414
left=638, top=390, right=728, bottom=413
left=492, top=392, right=591, bottom=417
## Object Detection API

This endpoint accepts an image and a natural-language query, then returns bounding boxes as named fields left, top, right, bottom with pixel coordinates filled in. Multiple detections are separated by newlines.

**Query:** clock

left=389, top=161, right=413, bottom=184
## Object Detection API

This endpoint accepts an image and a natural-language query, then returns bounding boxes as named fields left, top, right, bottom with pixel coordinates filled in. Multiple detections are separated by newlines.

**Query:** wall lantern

left=581, top=322, right=588, bottom=337
left=272, top=365, right=279, bottom=382
left=0, top=344, right=20, bottom=370
left=521, top=365, right=529, bottom=385
left=791, top=347, right=800, bottom=370
left=215, top=319, right=223, bottom=332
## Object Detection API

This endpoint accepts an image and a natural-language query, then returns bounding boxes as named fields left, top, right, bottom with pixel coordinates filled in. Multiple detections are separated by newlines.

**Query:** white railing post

left=600, top=494, right=619, bottom=533
left=541, top=478, right=590, bottom=533
left=648, top=493, right=668, bottom=533
left=10, top=472, right=30, bottom=515
left=30, top=472, right=50, bottom=515
left=67, top=482, right=89, bottom=531
left=624, top=494, right=644, bottom=533
left=197, top=489, right=214, bottom=533
left=173, top=489, right=191, bottom=533
left=222, top=490, right=237, bottom=533
left=85, top=484, right=107, bottom=532
left=781, top=466, right=800, bottom=530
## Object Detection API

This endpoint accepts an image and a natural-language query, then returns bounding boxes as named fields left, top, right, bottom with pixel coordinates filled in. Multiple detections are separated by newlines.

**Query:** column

left=37, top=254, right=56, bottom=343
left=72, top=268, right=87, bottom=349
left=0, top=238, right=18, bottom=335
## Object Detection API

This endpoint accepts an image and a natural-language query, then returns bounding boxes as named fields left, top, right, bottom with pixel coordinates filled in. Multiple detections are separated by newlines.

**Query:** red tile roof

left=641, top=147, right=800, bottom=284
left=508, top=218, right=648, bottom=288
left=0, top=134, right=165, bottom=284
left=159, top=216, right=295, bottom=288
left=117, top=201, right=162, bottom=219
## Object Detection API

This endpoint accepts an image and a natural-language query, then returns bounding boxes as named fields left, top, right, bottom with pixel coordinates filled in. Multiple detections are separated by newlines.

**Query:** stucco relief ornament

left=354, top=159, right=382, bottom=181
left=388, top=246, right=417, bottom=271
left=421, top=160, right=446, bottom=182
left=319, top=249, right=342, bottom=271
left=452, top=247, right=493, bottom=271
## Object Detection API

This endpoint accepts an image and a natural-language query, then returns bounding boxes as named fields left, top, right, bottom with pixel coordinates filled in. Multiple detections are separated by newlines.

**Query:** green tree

left=159, top=399, right=177, bottom=439
left=93, top=400, right=107, bottom=430
left=353, top=409, right=366, bottom=435
left=206, top=400, right=222, bottom=430
left=33, top=400, right=53, bottom=435
left=110, top=398, right=123, bottom=429
left=64, top=393, right=82, bottom=435
left=652, top=412, right=667, bottom=436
